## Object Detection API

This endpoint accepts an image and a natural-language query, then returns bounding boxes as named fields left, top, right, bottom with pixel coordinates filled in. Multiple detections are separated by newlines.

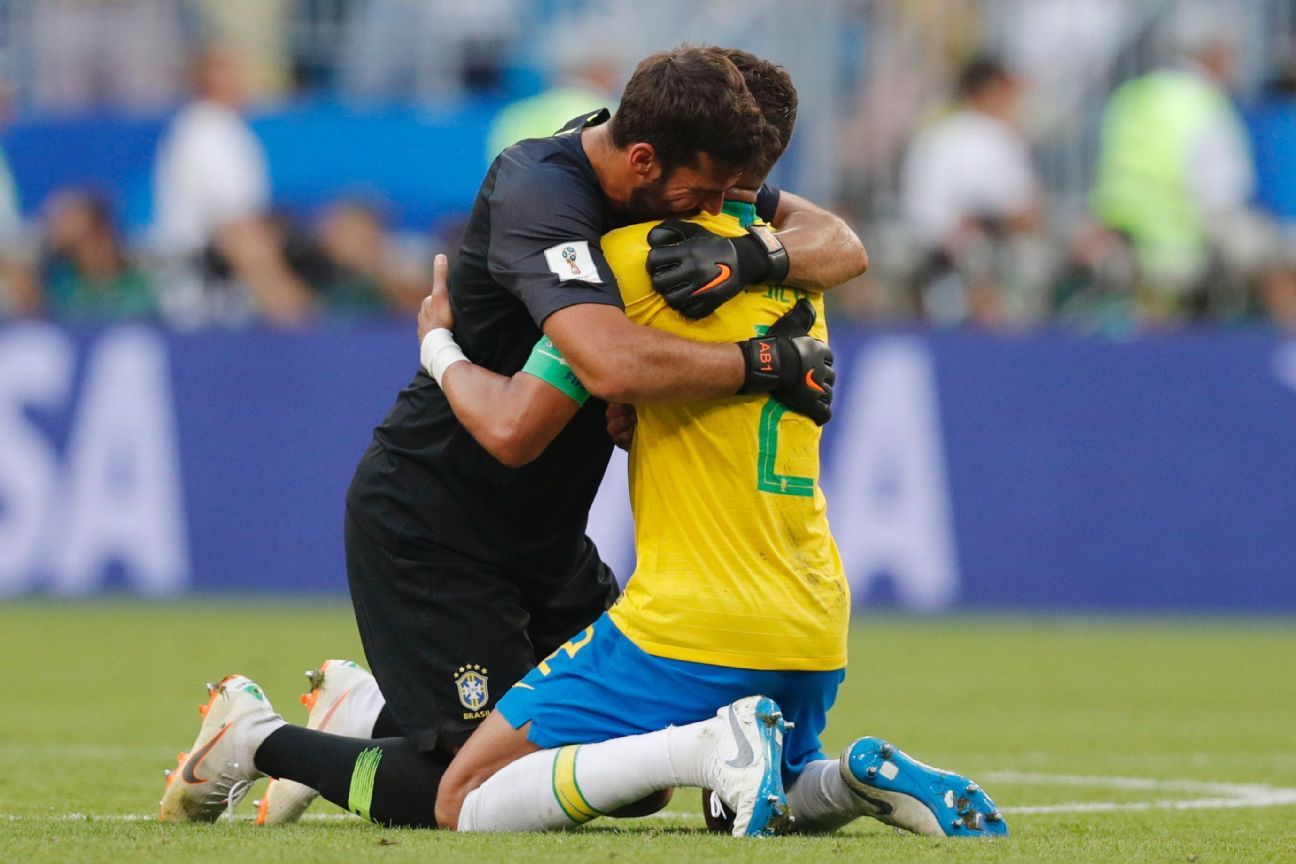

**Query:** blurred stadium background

left=0, top=0, right=1293, bottom=617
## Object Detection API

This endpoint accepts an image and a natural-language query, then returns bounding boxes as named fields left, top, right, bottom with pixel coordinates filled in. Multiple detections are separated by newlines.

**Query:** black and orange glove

left=735, top=299, right=834, bottom=426
left=647, top=219, right=790, bottom=320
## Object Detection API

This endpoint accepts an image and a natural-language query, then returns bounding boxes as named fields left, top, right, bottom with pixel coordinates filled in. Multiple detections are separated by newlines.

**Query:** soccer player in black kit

left=159, top=45, right=868, bottom=829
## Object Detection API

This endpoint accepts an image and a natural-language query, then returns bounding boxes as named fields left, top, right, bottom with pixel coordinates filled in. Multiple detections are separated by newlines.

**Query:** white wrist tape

left=420, top=328, right=468, bottom=386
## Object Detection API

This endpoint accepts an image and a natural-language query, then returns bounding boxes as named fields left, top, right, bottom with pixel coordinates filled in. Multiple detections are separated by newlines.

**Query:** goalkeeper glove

left=735, top=299, right=835, bottom=426
left=646, top=219, right=790, bottom=319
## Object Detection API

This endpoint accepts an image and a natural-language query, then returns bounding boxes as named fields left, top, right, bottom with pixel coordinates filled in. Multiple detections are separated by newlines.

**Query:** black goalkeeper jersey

left=346, top=110, right=630, bottom=584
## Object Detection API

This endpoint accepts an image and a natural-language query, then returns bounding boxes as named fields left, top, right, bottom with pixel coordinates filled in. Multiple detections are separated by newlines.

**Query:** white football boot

left=706, top=695, right=792, bottom=837
left=255, top=659, right=385, bottom=825
left=159, top=675, right=284, bottom=822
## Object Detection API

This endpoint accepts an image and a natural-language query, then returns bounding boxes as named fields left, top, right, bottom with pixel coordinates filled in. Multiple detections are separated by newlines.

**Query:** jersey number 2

left=757, top=398, right=814, bottom=497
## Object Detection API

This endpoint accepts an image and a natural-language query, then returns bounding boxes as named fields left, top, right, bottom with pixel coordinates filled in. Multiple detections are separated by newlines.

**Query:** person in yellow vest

left=1092, top=12, right=1296, bottom=323
left=486, top=38, right=621, bottom=164
left=427, top=49, right=1006, bottom=841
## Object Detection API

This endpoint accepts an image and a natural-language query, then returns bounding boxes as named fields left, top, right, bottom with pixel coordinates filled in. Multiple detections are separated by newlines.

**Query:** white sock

left=457, top=717, right=724, bottom=832
left=786, top=758, right=877, bottom=833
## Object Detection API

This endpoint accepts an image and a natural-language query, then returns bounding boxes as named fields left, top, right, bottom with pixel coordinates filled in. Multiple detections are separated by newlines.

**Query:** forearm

left=419, top=249, right=578, bottom=466
left=545, top=304, right=744, bottom=404
left=771, top=192, right=869, bottom=292
left=440, top=362, right=571, bottom=467
left=575, top=328, right=744, bottom=404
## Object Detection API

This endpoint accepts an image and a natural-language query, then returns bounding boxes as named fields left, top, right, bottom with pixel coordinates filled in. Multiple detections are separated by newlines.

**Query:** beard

left=623, top=176, right=671, bottom=222
left=622, top=174, right=697, bottom=223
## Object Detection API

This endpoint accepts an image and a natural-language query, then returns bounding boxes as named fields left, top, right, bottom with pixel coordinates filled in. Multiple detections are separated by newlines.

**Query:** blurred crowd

left=0, top=42, right=445, bottom=327
left=837, top=3, right=1296, bottom=332
left=0, top=0, right=508, bottom=327
left=0, top=0, right=1295, bottom=331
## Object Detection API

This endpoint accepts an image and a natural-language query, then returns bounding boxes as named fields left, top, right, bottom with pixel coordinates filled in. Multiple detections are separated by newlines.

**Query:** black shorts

left=343, top=509, right=619, bottom=755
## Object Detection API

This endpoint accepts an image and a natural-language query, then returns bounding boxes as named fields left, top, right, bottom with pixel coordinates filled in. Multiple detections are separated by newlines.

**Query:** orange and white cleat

left=159, top=675, right=284, bottom=822
left=254, top=659, right=385, bottom=826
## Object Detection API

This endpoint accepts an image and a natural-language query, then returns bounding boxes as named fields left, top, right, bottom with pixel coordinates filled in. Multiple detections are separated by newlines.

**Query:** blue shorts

left=495, top=613, right=844, bottom=784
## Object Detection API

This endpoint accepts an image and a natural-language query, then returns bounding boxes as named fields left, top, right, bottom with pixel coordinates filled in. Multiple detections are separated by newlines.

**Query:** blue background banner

left=0, top=321, right=1293, bottom=612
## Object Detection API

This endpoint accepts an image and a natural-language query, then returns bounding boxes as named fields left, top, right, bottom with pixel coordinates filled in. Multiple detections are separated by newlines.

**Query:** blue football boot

left=840, top=737, right=1008, bottom=837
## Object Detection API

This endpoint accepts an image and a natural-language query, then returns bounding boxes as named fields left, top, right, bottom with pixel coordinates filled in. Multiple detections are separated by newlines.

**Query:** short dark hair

left=710, top=47, right=797, bottom=179
left=611, top=45, right=767, bottom=176
left=957, top=55, right=1013, bottom=100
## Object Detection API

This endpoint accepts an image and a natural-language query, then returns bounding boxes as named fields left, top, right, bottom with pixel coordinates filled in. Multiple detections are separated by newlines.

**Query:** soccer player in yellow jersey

left=427, top=51, right=1005, bottom=839
left=606, top=215, right=847, bottom=672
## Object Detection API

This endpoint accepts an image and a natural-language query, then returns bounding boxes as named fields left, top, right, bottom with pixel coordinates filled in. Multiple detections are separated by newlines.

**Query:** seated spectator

left=314, top=202, right=430, bottom=314
left=900, top=56, right=1051, bottom=327
left=152, top=43, right=315, bottom=328
left=278, top=201, right=430, bottom=316
left=39, top=190, right=155, bottom=322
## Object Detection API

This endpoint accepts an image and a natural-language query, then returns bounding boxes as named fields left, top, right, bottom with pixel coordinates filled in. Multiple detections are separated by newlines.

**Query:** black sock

left=370, top=703, right=403, bottom=739
left=255, top=726, right=449, bottom=828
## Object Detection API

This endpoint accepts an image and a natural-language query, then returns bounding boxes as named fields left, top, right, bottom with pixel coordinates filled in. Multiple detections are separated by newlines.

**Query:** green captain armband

left=521, top=336, right=591, bottom=406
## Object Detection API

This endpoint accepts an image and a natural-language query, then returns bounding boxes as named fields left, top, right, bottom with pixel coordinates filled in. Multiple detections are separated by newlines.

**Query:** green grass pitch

left=2, top=600, right=1294, bottom=863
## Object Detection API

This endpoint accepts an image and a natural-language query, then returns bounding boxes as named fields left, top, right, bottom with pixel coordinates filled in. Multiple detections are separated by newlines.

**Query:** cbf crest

left=454, top=664, right=490, bottom=714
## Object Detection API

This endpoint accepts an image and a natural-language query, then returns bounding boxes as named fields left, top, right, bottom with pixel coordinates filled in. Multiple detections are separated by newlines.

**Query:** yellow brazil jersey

left=602, top=207, right=849, bottom=671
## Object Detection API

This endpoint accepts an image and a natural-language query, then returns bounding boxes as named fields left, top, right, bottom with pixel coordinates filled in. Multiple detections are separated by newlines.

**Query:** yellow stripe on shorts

left=551, top=745, right=602, bottom=824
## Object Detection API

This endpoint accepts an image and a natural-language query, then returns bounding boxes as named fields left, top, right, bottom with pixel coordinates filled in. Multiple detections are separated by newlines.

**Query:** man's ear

left=627, top=143, right=658, bottom=179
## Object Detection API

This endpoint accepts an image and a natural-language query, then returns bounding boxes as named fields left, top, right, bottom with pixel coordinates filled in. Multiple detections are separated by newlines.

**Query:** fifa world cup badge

left=561, top=246, right=580, bottom=274
left=544, top=240, right=601, bottom=283
left=454, top=664, right=490, bottom=718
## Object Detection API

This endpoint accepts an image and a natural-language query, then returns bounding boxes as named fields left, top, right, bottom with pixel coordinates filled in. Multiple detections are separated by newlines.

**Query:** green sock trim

left=347, top=747, right=383, bottom=822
